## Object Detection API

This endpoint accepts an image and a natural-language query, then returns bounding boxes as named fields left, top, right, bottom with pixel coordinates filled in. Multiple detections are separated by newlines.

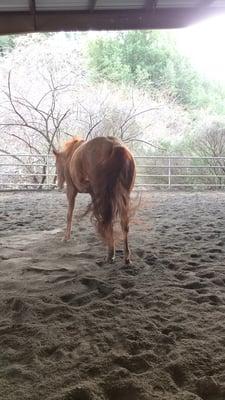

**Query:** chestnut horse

left=53, top=136, right=136, bottom=264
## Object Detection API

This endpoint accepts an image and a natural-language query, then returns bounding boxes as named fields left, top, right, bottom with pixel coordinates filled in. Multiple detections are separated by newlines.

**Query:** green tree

left=0, top=35, right=16, bottom=55
left=88, top=30, right=225, bottom=114
left=89, top=32, right=197, bottom=95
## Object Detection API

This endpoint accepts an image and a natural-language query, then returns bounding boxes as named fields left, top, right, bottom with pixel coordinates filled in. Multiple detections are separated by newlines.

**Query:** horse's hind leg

left=64, top=187, right=77, bottom=241
left=107, top=224, right=115, bottom=263
left=121, top=215, right=131, bottom=265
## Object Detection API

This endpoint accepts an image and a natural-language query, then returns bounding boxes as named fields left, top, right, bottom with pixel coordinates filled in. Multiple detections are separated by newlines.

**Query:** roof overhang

left=0, top=1, right=225, bottom=34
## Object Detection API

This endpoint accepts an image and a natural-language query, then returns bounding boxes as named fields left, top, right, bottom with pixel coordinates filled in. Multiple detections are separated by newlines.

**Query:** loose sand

left=1, top=191, right=225, bottom=400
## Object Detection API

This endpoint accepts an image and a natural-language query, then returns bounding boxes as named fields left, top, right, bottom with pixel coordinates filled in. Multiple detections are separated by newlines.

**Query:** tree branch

left=48, top=109, right=70, bottom=153
left=85, top=120, right=102, bottom=140
left=120, top=106, right=162, bottom=133
left=0, top=148, right=27, bottom=166
left=7, top=71, right=28, bottom=126
left=5, top=132, right=42, bottom=155
left=128, top=138, right=166, bottom=151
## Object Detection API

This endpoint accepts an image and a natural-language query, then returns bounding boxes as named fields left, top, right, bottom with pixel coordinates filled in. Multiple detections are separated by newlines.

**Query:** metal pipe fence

left=1, top=153, right=225, bottom=191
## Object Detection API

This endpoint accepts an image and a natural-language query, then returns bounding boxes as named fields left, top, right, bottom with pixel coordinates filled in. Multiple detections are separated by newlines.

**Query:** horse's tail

left=90, top=146, right=136, bottom=244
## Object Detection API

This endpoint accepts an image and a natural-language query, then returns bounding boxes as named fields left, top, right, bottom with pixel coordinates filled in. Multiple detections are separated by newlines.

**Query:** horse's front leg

left=64, top=187, right=77, bottom=241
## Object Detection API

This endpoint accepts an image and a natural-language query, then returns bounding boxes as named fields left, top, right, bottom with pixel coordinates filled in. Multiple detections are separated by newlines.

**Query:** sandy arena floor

left=1, top=191, right=225, bottom=400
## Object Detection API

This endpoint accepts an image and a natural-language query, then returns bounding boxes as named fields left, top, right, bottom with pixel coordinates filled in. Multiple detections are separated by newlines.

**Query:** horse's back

left=72, top=136, right=126, bottom=167
left=83, top=136, right=123, bottom=155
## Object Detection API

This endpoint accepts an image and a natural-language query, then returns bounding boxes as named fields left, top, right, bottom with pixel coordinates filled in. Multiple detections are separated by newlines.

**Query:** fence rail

left=1, top=153, right=225, bottom=191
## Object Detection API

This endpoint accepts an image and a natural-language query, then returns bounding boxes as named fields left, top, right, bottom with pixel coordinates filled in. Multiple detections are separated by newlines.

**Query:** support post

left=168, top=157, right=171, bottom=189
left=46, top=154, right=49, bottom=188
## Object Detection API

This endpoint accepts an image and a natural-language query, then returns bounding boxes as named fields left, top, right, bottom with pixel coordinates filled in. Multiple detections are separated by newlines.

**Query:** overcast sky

left=172, top=13, right=225, bottom=83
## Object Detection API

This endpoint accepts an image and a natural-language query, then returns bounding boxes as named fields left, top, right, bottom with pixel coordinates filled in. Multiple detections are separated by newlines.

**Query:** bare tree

left=73, top=84, right=164, bottom=149
left=0, top=71, right=71, bottom=187
left=191, top=119, right=225, bottom=186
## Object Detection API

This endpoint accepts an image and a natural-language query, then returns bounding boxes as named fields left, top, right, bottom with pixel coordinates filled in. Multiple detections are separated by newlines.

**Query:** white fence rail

left=1, top=153, right=225, bottom=190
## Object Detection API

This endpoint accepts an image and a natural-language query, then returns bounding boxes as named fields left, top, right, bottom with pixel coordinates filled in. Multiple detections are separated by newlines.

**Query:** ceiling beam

left=29, top=0, right=36, bottom=14
left=89, top=0, right=97, bottom=12
left=0, top=13, right=34, bottom=34
left=29, top=0, right=37, bottom=29
left=197, top=0, right=215, bottom=6
left=145, top=0, right=157, bottom=11
left=36, top=7, right=225, bottom=32
left=0, top=6, right=225, bottom=35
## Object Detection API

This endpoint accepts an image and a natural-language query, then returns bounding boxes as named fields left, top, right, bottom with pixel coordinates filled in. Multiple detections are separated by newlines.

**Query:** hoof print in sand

left=162, top=259, right=177, bottom=270
left=182, top=281, right=206, bottom=290
left=196, top=294, right=222, bottom=306
left=60, top=292, right=93, bottom=307
left=63, top=386, right=93, bottom=400
left=120, top=279, right=135, bottom=289
left=166, top=360, right=186, bottom=388
left=60, top=277, right=113, bottom=307
left=144, top=252, right=158, bottom=266
left=113, top=354, right=150, bottom=374
left=103, top=380, right=147, bottom=400
left=121, top=264, right=140, bottom=276
left=81, top=277, right=114, bottom=296
left=196, top=376, right=224, bottom=400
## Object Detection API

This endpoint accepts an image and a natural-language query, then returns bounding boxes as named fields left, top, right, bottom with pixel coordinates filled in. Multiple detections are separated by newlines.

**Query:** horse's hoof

left=107, top=256, right=116, bottom=264
left=125, top=259, right=132, bottom=265
left=62, top=237, right=70, bottom=242
left=96, top=256, right=115, bottom=266
left=96, top=259, right=105, bottom=266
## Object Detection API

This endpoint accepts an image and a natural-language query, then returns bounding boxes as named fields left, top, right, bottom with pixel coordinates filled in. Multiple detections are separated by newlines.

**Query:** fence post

left=168, top=157, right=171, bottom=189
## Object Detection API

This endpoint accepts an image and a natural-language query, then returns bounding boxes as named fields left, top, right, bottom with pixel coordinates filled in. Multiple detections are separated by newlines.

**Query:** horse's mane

left=62, top=136, right=84, bottom=158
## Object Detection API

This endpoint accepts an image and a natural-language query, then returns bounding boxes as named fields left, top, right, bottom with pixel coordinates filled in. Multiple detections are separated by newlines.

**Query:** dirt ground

left=1, top=191, right=225, bottom=400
